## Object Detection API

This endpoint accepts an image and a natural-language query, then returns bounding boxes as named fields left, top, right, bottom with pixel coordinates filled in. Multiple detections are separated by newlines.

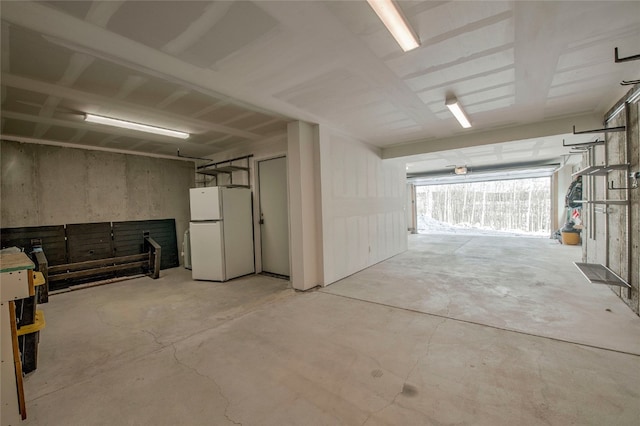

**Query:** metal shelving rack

left=570, top=122, right=633, bottom=299
left=196, top=155, right=252, bottom=188
left=572, top=164, right=629, bottom=176
left=572, top=163, right=630, bottom=206
left=574, top=262, right=632, bottom=289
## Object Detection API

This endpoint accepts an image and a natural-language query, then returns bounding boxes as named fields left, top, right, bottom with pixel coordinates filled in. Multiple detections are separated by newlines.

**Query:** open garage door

left=415, top=177, right=551, bottom=237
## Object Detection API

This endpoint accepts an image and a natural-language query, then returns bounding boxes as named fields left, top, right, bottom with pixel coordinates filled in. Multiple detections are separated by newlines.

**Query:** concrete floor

left=22, top=234, right=640, bottom=425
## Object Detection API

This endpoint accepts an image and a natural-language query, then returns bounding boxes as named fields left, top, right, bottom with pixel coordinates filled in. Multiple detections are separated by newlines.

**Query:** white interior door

left=258, top=157, right=290, bottom=277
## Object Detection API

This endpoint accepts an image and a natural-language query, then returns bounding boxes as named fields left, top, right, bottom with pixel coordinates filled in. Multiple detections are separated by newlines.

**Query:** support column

left=287, top=121, right=323, bottom=290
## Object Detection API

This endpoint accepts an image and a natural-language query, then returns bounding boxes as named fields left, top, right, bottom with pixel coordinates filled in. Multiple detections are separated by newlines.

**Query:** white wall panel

left=376, top=213, right=385, bottom=262
left=367, top=154, right=377, bottom=198
left=332, top=216, right=348, bottom=280
left=319, top=127, right=406, bottom=285
left=358, top=215, right=369, bottom=269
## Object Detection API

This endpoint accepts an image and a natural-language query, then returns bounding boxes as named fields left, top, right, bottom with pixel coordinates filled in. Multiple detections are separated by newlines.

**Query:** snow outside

left=416, top=177, right=551, bottom=238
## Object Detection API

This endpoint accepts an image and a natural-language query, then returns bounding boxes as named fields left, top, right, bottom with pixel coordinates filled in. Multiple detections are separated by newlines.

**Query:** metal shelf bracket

left=562, top=138, right=604, bottom=148
left=610, top=172, right=640, bottom=190
left=572, top=125, right=625, bottom=135
left=614, top=47, right=640, bottom=63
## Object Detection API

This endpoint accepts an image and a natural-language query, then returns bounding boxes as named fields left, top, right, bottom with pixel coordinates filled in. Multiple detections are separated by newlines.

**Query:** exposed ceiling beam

left=2, top=73, right=263, bottom=140
left=161, top=2, right=233, bottom=55
left=1, top=110, right=218, bottom=151
left=382, top=113, right=602, bottom=159
left=0, top=1, right=316, bottom=127
left=1, top=134, right=196, bottom=162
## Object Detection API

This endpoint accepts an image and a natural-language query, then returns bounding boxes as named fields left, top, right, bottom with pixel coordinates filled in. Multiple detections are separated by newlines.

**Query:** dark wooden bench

left=44, top=236, right=161, bottom=285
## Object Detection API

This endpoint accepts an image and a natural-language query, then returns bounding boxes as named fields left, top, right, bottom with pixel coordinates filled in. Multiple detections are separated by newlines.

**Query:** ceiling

left=406, top=134, right=584, bottom=181
left=1, top=1, right=639, bottom=173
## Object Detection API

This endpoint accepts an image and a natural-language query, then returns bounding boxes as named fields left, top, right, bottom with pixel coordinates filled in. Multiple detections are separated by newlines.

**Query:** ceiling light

left=84, top=113, right=189, bottom=139
left=454, top=166, right=468, bottom=175
left=367, top=0, right=420, bottom=52
left=445, top=97, right=471, bottom=129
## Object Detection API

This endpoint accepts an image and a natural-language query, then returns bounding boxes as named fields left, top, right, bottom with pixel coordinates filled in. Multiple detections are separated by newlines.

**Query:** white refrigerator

left=189, top=186, right=255, bottom=281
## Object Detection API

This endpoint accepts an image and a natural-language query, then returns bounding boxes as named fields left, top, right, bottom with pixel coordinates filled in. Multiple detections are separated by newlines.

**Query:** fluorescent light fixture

left=628, top=89, right=640, bottom=104
left=367, top=0, right=419, bottom=52
left=84, top=113, right=189, bottom=139
left=445, top=97, right=472, bottom=129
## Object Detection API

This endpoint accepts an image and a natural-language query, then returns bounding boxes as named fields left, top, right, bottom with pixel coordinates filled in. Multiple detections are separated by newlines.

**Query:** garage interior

left=1, top=1, right=639, bottom=425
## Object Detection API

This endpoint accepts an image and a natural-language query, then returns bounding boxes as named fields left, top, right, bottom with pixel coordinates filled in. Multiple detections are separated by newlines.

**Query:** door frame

left=254, top=155, right=290, bottom=275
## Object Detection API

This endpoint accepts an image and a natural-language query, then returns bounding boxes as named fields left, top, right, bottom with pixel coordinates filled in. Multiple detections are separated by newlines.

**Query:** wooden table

left=1, top=252, right=34, bottom=425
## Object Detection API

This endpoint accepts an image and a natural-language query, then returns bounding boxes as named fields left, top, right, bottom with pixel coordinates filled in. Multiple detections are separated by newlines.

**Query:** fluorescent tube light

left=445, top=97, right=471, bottom=129
left=628, top=89, right=640, bottom=104
left=367, top=0, right=419, bottom=52
left=84, top=113, right=189, bottom=139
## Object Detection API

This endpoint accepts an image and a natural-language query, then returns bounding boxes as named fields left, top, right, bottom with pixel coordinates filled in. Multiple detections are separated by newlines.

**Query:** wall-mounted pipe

left=604, top=130, right=609, bottom=276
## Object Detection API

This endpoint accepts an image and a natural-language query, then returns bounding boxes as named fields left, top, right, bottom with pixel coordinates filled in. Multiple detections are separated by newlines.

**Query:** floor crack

left=361, top=387, right=402, bottom=426
left=95, top=308, right=127, bottom=330
left=533, top=348, right=553, bottom=426
left=362, top=318, right=446, bottom=425
left=319, top=291, right=640, bottom=357
left=142, top=329, right=163, bottom=347
left=170, top=343, right=242, bottom=426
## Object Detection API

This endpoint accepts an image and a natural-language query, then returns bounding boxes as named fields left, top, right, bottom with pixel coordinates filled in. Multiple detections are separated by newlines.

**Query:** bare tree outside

left=416, top=177, right=551, bottom=237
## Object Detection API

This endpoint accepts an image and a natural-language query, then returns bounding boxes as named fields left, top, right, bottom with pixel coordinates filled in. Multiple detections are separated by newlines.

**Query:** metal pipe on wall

left=604, top=128, right=609, bottom=270
left=588, top=146, right=596, bottom=240
left=625, top=104, right=633, bottom=299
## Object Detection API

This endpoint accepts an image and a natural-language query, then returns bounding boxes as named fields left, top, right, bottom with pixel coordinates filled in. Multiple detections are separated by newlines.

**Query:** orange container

left=561, top=231, right=581, bottom=245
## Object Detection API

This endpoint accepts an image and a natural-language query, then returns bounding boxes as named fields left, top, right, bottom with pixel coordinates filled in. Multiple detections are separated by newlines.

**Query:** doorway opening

left=257, top=156, right=290, bottom=278
left=416, top=177, right=551, bottom=237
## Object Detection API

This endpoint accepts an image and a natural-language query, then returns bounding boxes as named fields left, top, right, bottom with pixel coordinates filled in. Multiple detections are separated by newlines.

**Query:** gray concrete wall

left=1, top=140, right=194, bottom=263
left=626, top=101, right=639, bottom=314
left=605, top=103, right=633, bottom=311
